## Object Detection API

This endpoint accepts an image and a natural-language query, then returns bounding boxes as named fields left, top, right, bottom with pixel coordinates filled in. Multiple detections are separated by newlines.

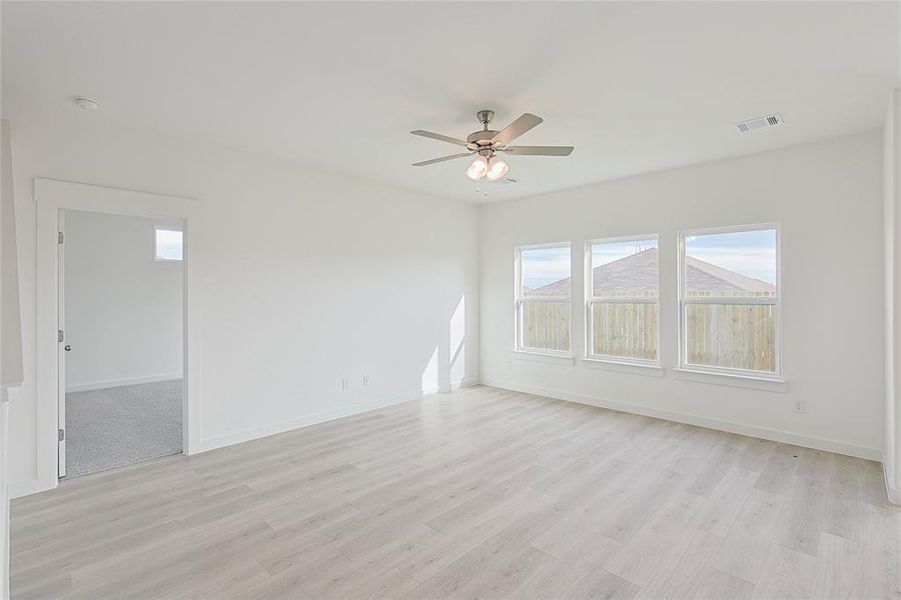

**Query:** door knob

left=64, top=345, right=72, bottom=351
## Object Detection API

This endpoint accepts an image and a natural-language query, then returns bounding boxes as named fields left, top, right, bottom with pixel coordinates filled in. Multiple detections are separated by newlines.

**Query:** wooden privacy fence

left=685, top=303, right=775, bottom=372
left=521, top=301, right=570, bottom=352
left=591, top=302, right=658, bottom=361
left=522, top=294, right=776, bottom=372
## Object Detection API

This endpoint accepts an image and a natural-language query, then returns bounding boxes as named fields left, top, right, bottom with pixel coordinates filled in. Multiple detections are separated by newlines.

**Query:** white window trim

left=580, top=357, right=664, bottom=377
left=154, top=225, right=184, bottom=262
left=677, top=222, right=783, bottom=380
left=672, top=368, right=787, bottom=393
left=514, top=242, right=573, bottom=357
left=585, top=234, right=660, bottom=367
left=511, top=349, right=576, bottom=365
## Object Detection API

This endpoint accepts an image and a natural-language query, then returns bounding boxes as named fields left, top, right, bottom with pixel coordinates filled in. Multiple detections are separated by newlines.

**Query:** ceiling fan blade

left=410, top=130, right=470, bottom=147
left=491, top=113, right=543, bottom=145
left=412, top=152, right=473, bottom=167
left=500, top=145, right=574, bottom=156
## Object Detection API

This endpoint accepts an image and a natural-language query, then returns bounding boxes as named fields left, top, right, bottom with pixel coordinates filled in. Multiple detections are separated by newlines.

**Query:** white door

left=57, top=209, right=67, bottom=477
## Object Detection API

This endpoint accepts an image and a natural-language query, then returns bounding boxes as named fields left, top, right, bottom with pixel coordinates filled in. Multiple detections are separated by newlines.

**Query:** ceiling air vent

left=735, top=113, right=783, bottom=133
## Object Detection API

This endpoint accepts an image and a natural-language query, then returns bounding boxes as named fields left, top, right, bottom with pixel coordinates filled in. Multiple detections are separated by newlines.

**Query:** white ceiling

left=3, top=1, right=899, bottom=203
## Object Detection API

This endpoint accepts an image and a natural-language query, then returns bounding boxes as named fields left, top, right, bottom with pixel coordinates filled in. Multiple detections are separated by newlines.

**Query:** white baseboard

left=8, top=478, right=57, bottom=500
left=193, top=380, right=475, bottom=455
left=884, top=463, right=900, bottom=505
left=481, top=378, right=882, bottom=462
left=66, top=373, right=183, bottom=393
left=439, top=379, right=475, bottom=393
left=8, top=380, right=477, bottom=499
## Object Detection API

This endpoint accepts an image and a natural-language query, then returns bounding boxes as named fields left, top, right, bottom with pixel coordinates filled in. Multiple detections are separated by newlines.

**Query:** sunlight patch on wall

left=421, top=346, right=438, bottom=393
left=449, top=295, right=465, bottom=384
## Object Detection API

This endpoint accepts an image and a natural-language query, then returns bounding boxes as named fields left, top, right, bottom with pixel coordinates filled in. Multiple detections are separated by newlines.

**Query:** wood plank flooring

left=10, top=386, right=901, bottom=599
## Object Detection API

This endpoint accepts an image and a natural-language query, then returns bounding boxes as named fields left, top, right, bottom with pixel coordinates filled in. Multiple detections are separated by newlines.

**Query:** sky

left=686, top=229, right=776, bottom=284
left=521, top=246, right=571, bottom=289
left=592, top=238, right=658, bottom=268
left=521, top=228, right=776, bottom=289
left=156, top=229, right=183, bottom=261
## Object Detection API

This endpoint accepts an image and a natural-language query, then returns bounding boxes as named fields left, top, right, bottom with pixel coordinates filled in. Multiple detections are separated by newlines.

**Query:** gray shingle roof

left=527, top=248, right=775, bottom=296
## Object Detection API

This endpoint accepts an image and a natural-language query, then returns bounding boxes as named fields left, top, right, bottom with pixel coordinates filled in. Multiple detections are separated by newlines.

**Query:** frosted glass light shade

left=465, top=157, right=488, bottom=180
left=485, top=157, right=509, bottom=181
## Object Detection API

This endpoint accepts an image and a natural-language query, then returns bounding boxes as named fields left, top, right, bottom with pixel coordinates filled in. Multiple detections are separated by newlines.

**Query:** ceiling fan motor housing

left=476, top=109, right=494, bottom=126
left=467, top=109, right=500, bottom=150
left=467, top=130, right=500, bottom=149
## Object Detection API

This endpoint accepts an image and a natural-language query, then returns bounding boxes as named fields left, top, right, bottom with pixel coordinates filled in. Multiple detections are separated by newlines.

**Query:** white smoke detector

left=74, top=97, right=100, bottom=111
left=735, top=113, right=782, bottom=133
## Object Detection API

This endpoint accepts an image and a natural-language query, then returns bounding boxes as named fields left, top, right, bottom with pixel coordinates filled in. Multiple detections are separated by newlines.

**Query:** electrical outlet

left=506, top=359, right=512, bottom=369
left=362, top=375, right=370, bottom=386
left=339, top=377, right=349, bottom=391
left=792, top=399, right=805, bottom=414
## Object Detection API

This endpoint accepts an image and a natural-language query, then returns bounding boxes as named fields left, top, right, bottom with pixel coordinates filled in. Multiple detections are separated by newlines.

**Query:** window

left=679, top=225, right=780, bottom=377
left=155, top=227, right=183, bottom=262
left=587, top=236, right=659, bottom=363
left=515, top=243, right=571, bottom=354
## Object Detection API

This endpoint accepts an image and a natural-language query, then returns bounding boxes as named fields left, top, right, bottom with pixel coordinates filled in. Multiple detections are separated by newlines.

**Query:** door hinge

left=58, top=428, right=65, bottom=442
left=58, top=330, right=64, bottom=343
left=58, top=231, right=64, bottom=244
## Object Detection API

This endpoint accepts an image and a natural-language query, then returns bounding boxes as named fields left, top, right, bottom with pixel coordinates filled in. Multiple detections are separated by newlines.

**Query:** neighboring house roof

left=527, top=248, right=775, bottom=296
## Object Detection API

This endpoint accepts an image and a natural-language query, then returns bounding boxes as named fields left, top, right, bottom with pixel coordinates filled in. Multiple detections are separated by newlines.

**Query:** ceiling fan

left=411, top=110, right=573, bottom=182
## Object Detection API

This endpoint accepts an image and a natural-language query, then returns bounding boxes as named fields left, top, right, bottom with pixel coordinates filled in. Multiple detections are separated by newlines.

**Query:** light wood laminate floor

left=10, top=386, right=901, bottom=599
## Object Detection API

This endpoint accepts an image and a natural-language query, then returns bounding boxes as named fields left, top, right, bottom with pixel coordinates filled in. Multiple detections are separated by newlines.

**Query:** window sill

left=672, top=368, right=787, bottom=393
left=580, top=357, right=664, bottom=377
left=511, top=350, right=576, bottom=366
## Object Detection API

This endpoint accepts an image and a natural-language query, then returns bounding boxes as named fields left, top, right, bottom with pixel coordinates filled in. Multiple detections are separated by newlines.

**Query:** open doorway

left=58, top=209, right=185, bottom=478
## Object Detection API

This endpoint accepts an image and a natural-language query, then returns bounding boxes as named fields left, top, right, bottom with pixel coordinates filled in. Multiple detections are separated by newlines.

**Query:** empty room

left=0, top=1, right=899, bottom=599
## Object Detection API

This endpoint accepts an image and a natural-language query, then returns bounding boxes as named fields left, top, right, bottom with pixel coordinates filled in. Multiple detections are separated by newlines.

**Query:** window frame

left=514, top=241, right=573, bottom=357
left=154, top=226, right=184, bottom=262
left=677, top=222, right=782, bottom=380
left=584, top=234, right=660, bottom=366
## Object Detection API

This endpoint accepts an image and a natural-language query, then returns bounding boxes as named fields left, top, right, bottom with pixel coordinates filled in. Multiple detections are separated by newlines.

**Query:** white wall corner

left=887, top=87, right=901, bottom=502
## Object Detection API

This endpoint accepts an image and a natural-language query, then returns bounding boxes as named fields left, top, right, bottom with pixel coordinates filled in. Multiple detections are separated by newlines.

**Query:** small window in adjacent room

left=516, top=243, right=572, bottom=354
left=587, top=236, right=659, bottom=363
left=155, top=227, right=183, bottom=262
left=679, top=224, right=780, bottom=377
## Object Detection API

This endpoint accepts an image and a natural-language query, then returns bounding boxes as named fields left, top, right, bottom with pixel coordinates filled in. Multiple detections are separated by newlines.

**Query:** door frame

left=57, top=209, right=66, bottom=477
left=35, top=178, right=201, bottom=488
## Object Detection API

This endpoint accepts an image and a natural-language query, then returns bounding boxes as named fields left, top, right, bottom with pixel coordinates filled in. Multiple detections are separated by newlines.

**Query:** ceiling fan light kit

left=411, top=109, right=573, bottom=183
left=464, top=155, right=509, bottom=182
left=465, top=156, right=489, bottom=180
left=485, top=156, right=509, bottom=181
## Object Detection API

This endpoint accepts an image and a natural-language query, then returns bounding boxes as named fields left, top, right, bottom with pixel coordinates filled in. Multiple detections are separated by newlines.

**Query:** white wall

left=481, top=133, right=884, bottom=460
left=885, top=89, right=901, bottom=502
left=1, top=120, right=22, bottom=391
left=1, top=118, right=21, bottom=600
left=5, top=107, right=479, bottom=495
left=64, top=210, right=184, bottom=391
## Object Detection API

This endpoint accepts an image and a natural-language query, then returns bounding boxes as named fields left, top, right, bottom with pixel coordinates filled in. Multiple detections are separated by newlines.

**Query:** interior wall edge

left=480, top=380, right=882, bottom=463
